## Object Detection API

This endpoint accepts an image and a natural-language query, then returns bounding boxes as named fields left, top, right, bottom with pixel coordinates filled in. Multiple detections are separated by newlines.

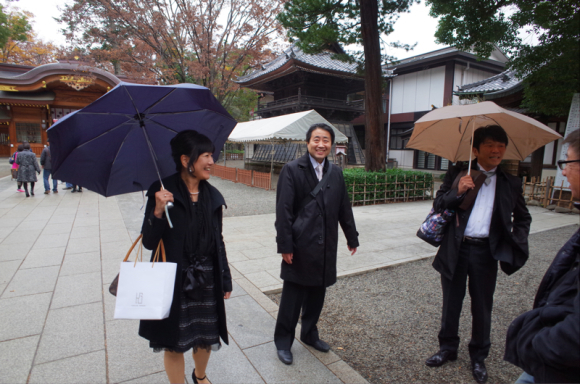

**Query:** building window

left=16, top=122, right=41, bottom=143
left=390, top=128, right=410, bottom=150
left=416, top=150, right=449, bottom=170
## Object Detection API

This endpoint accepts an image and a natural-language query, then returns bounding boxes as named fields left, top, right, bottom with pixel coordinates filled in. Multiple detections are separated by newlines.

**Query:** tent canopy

left=228, top=110, right=348, bottom=143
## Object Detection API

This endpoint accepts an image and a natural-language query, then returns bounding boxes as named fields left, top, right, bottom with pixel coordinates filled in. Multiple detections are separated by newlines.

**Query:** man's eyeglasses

left=557, top=159, right=580, bottom=170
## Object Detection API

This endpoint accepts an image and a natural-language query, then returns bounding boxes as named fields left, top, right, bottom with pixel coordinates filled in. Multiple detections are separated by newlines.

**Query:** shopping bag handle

left=121, top=234, right=166, bottom=267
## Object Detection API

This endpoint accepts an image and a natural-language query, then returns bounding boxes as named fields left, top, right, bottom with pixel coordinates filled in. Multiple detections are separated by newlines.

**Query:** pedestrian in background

left=274, top=123, right=359, bottom=365
left=40, top=138, right=58, bottom=194
left=15, top=142, right=41, bottom=197
left=504, top=130, right=580, bottom=384
left=139, top=130, right=232, bottom=384
left=425, top=125, right=531, bottom=383
left=10, top=144, right=24, bottom=192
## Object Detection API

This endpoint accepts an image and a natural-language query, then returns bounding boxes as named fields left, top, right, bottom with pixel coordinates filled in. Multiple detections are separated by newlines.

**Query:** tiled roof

left=456, top=70, right=522, bottom=94
left=236, top=45, right=359, bottom=83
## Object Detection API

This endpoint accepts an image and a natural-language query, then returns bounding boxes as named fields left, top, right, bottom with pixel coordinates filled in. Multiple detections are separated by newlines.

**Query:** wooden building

left=0, top=61, right=145, bottom=157
left=236, top=44, right=366, bottom=164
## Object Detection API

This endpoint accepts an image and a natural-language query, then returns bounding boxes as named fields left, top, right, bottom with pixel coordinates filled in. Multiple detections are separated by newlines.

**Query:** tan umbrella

left=407, top=101, right=561, bottom=171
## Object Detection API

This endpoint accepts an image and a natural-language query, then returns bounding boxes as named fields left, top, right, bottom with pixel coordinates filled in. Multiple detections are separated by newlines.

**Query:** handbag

left=416, top=208, right=456, bottom=247
left=112, top=234, right=177, bottom=320
left=8, top=152, right=15, bottom=165
left=416, top=167, right=489, bottom=247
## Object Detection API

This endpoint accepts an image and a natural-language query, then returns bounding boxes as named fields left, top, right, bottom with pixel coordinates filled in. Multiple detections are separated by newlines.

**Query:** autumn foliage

left=58, top=0, right=285, bottom=110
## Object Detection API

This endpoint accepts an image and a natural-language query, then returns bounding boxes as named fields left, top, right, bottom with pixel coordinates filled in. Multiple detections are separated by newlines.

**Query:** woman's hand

left=154, top=190, right=174, bottom=218
left=224, top=292, right=232, bottom=299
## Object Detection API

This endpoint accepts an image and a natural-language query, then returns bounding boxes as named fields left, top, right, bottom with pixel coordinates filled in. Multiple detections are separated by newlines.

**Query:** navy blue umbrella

left=48, top=82, right=237, bottom=197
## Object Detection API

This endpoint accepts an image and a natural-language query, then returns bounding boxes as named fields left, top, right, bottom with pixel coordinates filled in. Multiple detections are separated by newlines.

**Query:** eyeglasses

left=557, top=159, right=580, bottom=170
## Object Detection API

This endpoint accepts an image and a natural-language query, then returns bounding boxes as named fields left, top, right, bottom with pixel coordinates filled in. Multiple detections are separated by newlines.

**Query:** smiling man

left=425, top=125, right=531, bottom=383
left=274, top=123, right=359, bottom=365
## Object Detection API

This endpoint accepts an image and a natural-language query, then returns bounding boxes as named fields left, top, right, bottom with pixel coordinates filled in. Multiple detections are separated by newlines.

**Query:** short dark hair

left=306, top=123, right=335, bottom=144
left=170, top=130, right=215, bottom=172
left=17, top=144, right=23, bottom=151
left=23, top=141, right=30, bottom=150
left=563, top=129, right=580, bottom=158
left=473, top=125, right=508, bottom=150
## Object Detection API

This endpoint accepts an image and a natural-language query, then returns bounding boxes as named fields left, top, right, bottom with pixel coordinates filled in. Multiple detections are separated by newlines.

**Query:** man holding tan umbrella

left=407, top=102, right=561, bottom=383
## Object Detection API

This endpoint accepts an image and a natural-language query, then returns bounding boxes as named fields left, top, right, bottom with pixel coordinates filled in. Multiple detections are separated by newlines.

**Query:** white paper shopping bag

left=114, top=260, right=177, bottom=320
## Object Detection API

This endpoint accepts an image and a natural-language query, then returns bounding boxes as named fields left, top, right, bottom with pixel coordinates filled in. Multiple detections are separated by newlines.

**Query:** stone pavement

left=1, top=175, right=578, bottom=384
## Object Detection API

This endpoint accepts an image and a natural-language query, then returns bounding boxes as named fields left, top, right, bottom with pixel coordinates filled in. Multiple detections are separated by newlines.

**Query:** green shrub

left=343, top=168, right=434, bottom=205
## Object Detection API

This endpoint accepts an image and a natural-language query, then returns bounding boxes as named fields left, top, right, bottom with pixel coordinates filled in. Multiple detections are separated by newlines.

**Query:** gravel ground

left=269, top=224, right=579, bottom=384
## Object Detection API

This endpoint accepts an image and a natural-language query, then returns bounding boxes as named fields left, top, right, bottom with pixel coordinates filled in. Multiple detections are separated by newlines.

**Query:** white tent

left=228, top=110, right=348, bottom=143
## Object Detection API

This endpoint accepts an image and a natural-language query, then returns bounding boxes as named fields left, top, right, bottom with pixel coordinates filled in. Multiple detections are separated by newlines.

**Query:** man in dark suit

left=425, top=125, right=532, bottom=383
left=504, top=130, right=580, bottom=384
left=274, top=123, right=359, bottom=365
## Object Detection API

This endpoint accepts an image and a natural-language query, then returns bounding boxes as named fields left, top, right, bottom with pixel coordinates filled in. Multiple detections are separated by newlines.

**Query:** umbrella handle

left=164, top=203, right=174, bottom=229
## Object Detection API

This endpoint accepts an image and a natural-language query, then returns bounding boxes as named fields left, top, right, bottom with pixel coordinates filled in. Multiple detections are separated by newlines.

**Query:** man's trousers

left=438, top=241, right=498, bottom=363
left=274, top=280, right=326, bottom=350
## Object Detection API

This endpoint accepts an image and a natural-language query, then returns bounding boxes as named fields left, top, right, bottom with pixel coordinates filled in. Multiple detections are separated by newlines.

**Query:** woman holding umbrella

left=139, top=130, right=232, bottom=384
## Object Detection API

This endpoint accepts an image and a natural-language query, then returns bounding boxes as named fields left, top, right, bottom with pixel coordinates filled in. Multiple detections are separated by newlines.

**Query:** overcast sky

left=12, top=0, right=445, bottom=60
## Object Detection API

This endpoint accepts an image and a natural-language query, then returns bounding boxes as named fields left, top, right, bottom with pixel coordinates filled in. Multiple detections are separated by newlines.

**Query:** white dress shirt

left=464, top=164, right=497, bottom=238
left=309, top=155, right=325, bottom=181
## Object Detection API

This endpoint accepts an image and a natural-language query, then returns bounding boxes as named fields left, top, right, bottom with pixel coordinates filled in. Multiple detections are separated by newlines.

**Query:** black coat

left=433, top=161, right=531, bottom=280
left=504, top=227, right=580, bottom=383
left=138, top=174, right=232, bottom=347
left=275, top=153, right=359, bottom=287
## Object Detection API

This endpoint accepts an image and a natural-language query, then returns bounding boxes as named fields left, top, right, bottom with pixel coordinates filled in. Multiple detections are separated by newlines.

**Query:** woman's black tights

left=23, top=182, right=35, bottom=196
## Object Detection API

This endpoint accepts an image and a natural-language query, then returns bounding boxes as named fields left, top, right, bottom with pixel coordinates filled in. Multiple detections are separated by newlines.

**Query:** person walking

left=139, top=130, right=232, bottom=384
left=504, top=130, right=580, bottom=384
left=40, top=139, right=58, bottom=194
left=274, top=123, right=359, bottom=365
left=10, top=144, right=24, bottom=192
left=15, top=142, right=41, bottom=197
left=425, top=125, right=532, bottom=383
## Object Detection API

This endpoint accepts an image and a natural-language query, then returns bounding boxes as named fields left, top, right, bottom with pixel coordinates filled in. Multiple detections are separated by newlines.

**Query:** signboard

left=554, top=93, right=580, bottom=189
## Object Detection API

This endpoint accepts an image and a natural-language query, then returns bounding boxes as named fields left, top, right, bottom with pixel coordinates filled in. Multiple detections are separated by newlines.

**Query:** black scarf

left=179, top=179, right=215, bottom=300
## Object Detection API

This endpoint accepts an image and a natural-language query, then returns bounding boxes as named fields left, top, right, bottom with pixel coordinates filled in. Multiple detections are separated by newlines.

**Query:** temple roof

left=455, top=69, right=524, bottom=99
left=236, top=45, right=362, bottom=89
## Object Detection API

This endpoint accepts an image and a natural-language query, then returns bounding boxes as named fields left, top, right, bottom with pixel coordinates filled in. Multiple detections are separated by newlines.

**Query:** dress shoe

left=472, top=361, right=488, bottom=383
left=192, top=368, right=207, bottom=384
left=277, top=349, right=293, bottom=365
left=302, top=339, right=330, bottom=352
left=30, top=191, right=34, bottom=196
left=425, top=350, right=458, bottom=367
left=25, top=192, right=29, bottom=197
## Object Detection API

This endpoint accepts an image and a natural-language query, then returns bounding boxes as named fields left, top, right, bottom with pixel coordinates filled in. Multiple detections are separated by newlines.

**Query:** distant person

left=504, top=130, right=580, bottom=383
left=425, top=125, right=531, bottom=383
left=139, top=130, right=232, bottom=384
left=40, top=139, right=58, bottom=194
left=15, top=142, right=41, bottom=197
left=274, top=123, right=359, bottom=365
left=10, top=144, right=24, bottom=192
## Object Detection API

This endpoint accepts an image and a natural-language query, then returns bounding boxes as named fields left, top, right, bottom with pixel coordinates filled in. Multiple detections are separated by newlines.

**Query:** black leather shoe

left=277, top=349, right=293, bottom=365
left=472, top=361, right=488, bottom=383
left=303, top=339, right=330, bottom=352
left=425, top=350, right=458, bottom=367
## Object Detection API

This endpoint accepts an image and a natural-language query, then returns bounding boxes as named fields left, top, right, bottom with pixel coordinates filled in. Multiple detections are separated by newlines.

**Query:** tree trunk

left=360, top=0, right=385, bottom=171
left=530, top=146, right=544, bottom=179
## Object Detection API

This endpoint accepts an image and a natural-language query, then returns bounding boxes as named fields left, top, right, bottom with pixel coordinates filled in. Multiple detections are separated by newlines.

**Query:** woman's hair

left=170, top=130, right=215, bottom=173
left=22, top=141, right=30, bottom=150
left=17, top=144, right=23, bottom=151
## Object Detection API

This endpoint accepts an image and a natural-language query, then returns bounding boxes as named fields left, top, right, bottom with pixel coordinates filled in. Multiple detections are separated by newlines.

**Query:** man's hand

left=282, top=253, right=293, bottom=264
left=457, top=175, right=475, bottom=195
left=224, top=292, right=232, bottom=299
left=348, top=246, right=357, bottom=255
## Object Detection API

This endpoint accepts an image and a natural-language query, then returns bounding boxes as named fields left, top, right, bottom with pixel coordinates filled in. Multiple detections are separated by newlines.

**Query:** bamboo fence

left=523, top=176, right=576, bottom=209
left=348, top=174, right=434, bottom=206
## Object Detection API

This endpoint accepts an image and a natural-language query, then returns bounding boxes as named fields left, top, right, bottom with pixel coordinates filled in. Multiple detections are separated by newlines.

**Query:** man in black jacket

left=504, top=130, right=580, bottom=384
left=425, top=125, right=531, bottom=383
left=274, top=123, right=359, bottom=365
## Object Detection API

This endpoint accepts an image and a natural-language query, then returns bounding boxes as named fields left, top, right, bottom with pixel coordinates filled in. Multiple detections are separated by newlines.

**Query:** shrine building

left=0, top=61, right=146, bottom=157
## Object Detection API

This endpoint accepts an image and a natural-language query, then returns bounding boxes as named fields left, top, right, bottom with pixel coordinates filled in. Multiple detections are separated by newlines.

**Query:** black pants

left=274, top=280, right=326, bottom=350
left=438, top=241, right=498, bottom=363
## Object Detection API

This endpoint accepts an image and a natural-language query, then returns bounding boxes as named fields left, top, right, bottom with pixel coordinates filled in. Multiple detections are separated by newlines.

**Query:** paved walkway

left=0, top=176, right=578, bottom=384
